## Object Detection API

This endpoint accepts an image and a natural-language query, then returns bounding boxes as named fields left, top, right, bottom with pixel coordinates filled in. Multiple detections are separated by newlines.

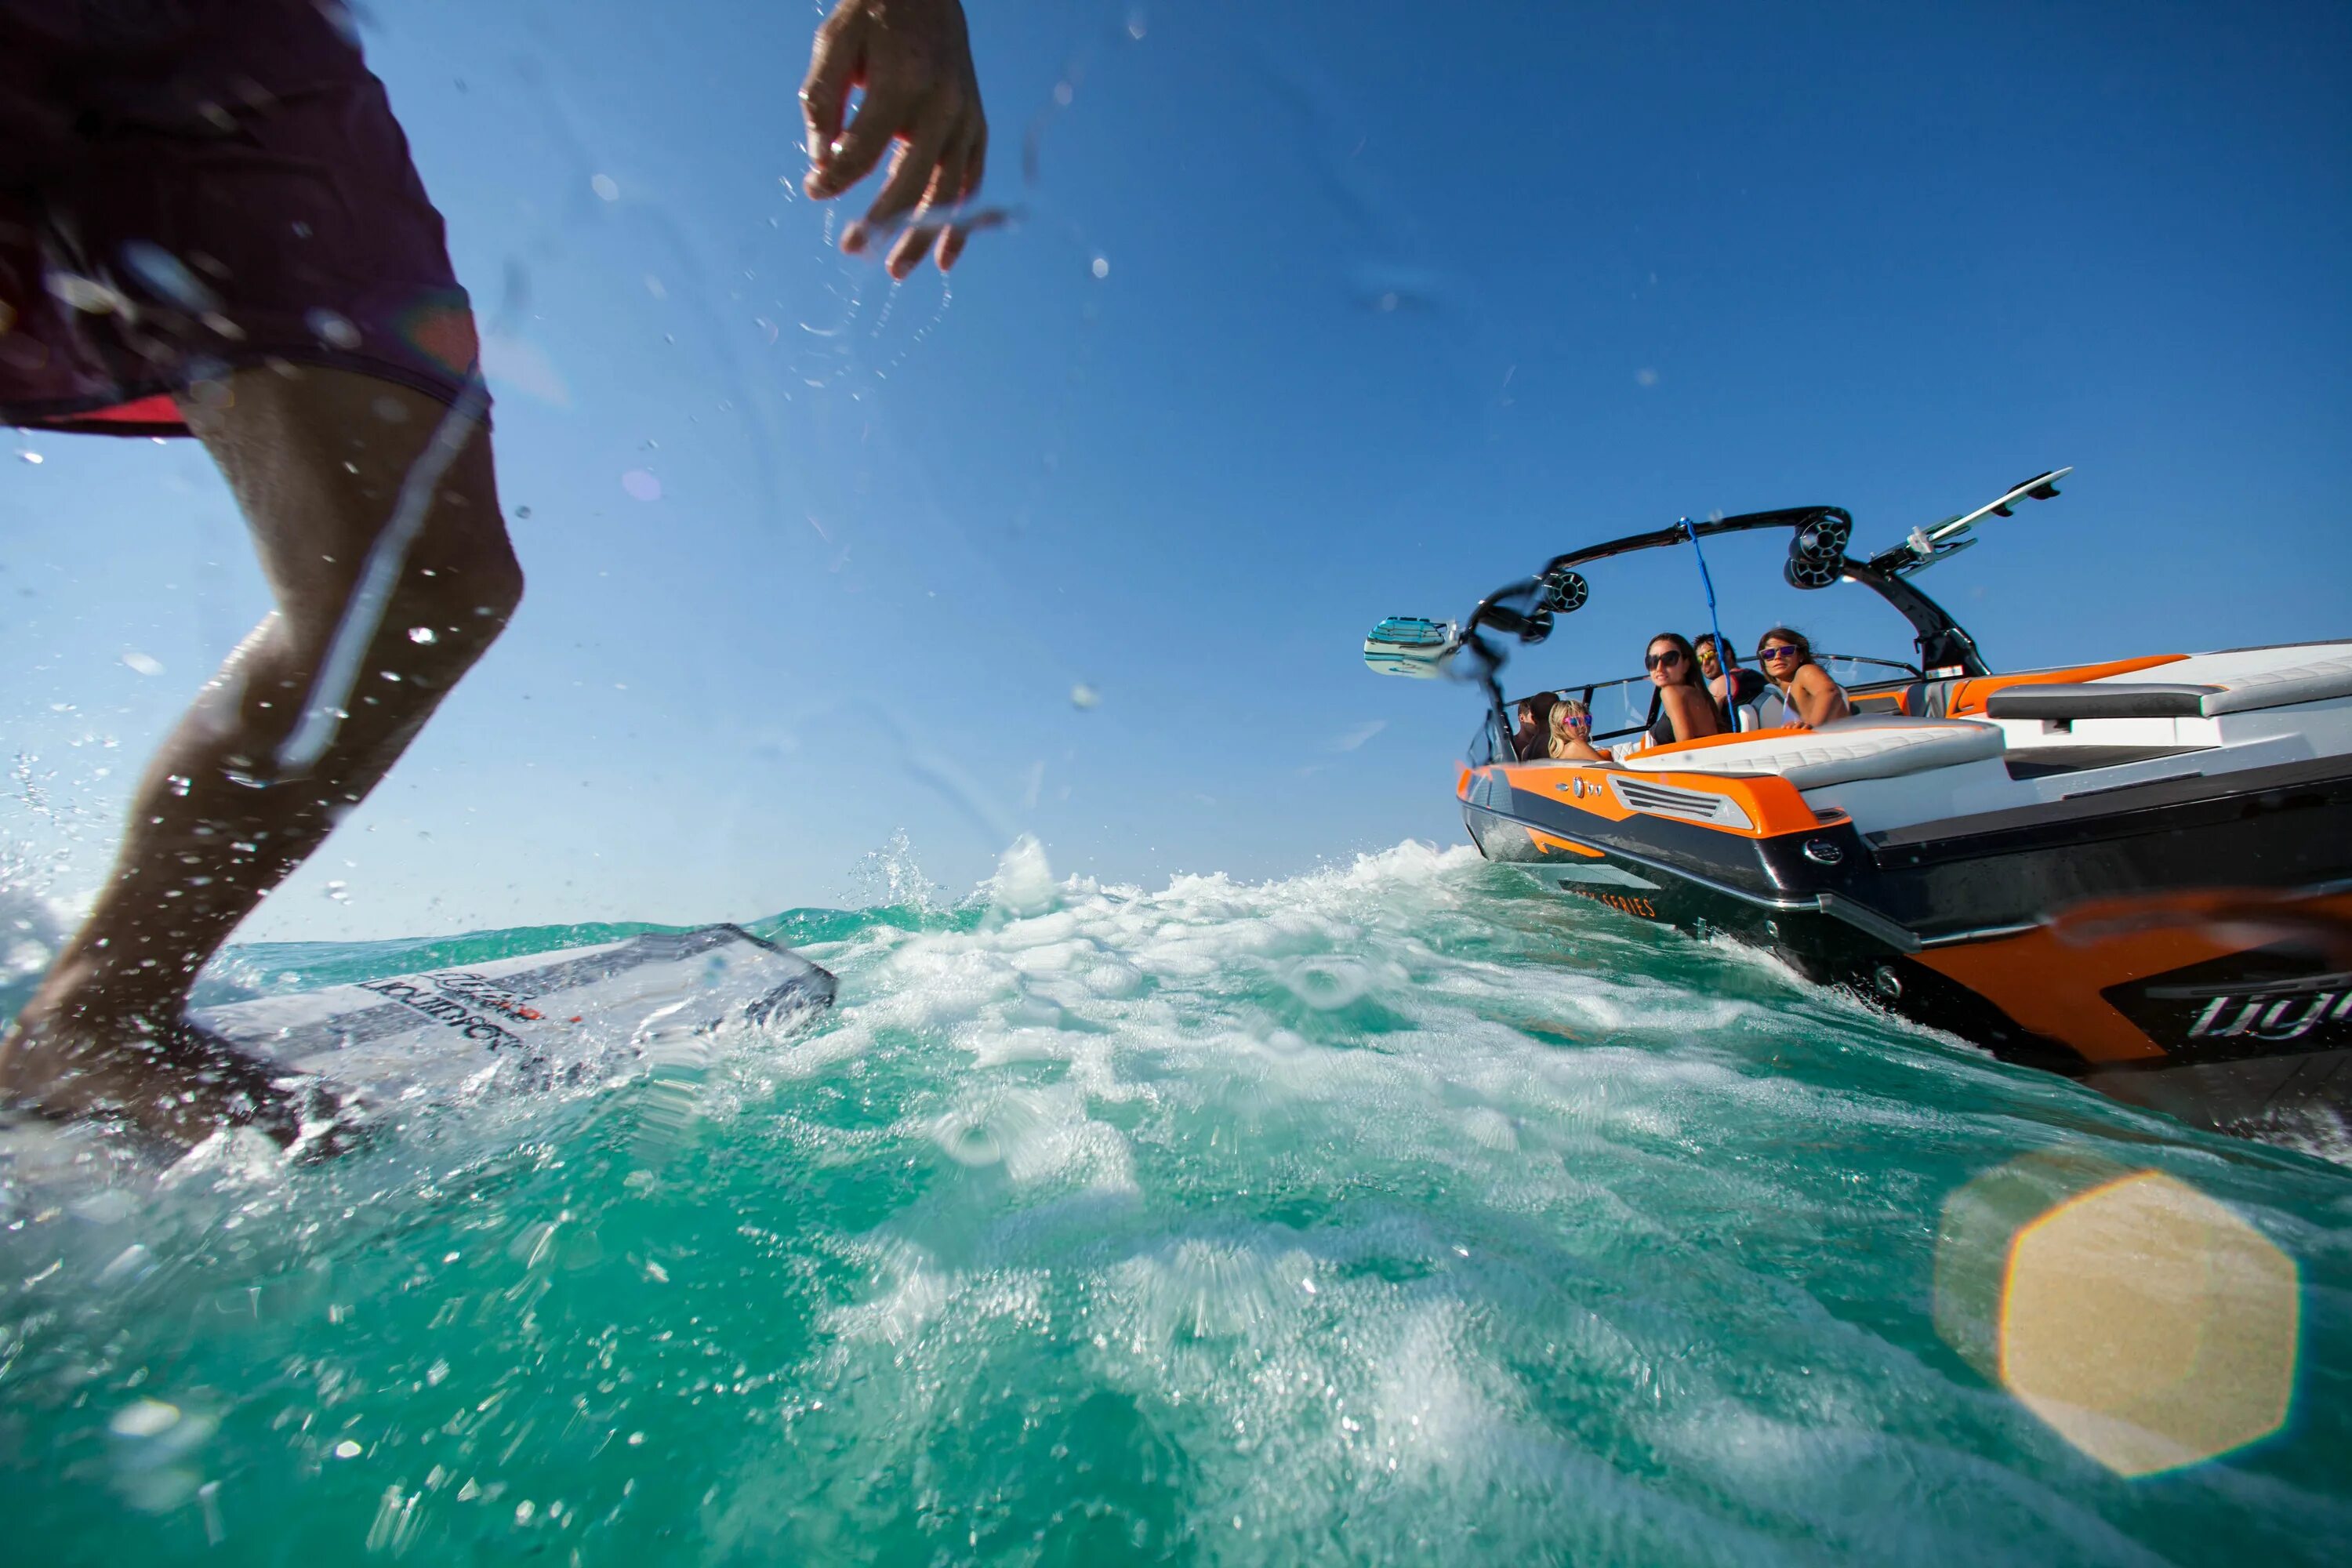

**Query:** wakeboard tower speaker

left=1539, top=568, right=1589, bottom=615
left=1784, top=515, right=1852, bottom=590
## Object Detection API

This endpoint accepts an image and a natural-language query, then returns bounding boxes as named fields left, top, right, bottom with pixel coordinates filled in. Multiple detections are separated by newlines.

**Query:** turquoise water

left=3, top=843, right=2349, bottom=1565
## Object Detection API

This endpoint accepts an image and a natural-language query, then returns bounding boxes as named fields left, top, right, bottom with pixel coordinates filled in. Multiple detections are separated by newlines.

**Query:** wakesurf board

left=194, top=922, right=836, bottom=1104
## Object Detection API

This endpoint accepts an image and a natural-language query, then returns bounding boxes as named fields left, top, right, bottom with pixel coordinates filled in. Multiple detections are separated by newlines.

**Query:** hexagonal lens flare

left=1934, top=1153, right=2300, bottom=1478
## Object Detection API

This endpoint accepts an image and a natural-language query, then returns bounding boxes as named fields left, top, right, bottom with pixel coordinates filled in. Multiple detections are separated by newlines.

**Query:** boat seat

left=2132, top=648, right=2352, bottom=716
left=1621, top=716, right=2005, bottom=789
left=1986, top=683, right=2218, bottom=720
left=1985, top=648, right=2352, bottom=719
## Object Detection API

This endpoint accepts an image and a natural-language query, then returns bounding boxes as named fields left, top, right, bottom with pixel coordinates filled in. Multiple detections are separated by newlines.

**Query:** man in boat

left=0, top=0, right=989, bottom=1149
left=1693, top=633, right=1768, bottom=716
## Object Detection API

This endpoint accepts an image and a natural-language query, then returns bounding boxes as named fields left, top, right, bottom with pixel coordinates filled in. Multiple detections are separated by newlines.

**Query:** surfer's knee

left=408, top=520, right=524, bottom=653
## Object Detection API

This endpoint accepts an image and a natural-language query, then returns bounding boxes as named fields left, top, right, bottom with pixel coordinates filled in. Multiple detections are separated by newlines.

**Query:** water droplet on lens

left=109, top=1399, right=182, bottom=1439
left=305, top=308, right=361, bottom=349
left=334, top=1439, right=362, bottom=1458
left=166, top=774, right=192, bottom=797
left=408, top=626, right=437, bottom=644
left=1070, top=683, right=1101, bottom=710
left=591, top=173, right=619, bottom=201
left=621, top=469, right=662, bottom=502
left=1091, top=256, right=1109, bottom=279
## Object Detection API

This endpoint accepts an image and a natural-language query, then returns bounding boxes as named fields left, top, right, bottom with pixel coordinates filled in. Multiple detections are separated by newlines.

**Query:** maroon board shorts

left=0, top=0, right=482, bottom=437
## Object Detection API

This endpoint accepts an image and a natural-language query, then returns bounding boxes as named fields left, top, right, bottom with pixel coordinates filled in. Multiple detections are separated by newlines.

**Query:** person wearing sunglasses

left=1693, top=633, right=1768, bottom=712
left=1547, top=695, right=1613, bottom=763
left=1753, top=627, right=1851, bottom=731
left=1635, top=632, right=1728, bottom=750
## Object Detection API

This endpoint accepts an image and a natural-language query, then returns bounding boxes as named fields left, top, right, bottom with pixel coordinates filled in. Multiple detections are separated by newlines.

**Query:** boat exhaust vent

left=1608, top=776, right=1755, bottom=830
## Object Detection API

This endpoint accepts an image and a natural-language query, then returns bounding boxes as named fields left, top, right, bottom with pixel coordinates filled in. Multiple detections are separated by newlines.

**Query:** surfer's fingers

left=846, top=122, right=950, bottom=258
left=815, top=84, right=917, bottom=204
left=800, top=4, right=867, bottom=186
left=938, top=202, right=1008, bottom=272
left=960, top=122, right=987, bottom=202
left=887, top=140, right=971, bottom=278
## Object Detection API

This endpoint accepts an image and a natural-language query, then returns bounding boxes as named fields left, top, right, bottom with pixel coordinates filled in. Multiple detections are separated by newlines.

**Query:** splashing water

left=2, top=843, right=2347, bottom=1563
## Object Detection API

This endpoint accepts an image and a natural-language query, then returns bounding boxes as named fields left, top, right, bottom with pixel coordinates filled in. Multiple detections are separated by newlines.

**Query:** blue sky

left=3, top=0, right=2348, bottom=941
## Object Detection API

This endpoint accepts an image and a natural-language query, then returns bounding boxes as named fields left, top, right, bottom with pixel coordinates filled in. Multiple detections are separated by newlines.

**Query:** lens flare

left=1934, top=1153, right=2299, bottom=1477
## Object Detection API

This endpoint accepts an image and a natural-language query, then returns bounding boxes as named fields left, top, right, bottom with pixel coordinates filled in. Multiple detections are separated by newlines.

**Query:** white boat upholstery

left=1621, top=717, right=2005, bottom=789
left=2099, top=644, right=2352, bottom=717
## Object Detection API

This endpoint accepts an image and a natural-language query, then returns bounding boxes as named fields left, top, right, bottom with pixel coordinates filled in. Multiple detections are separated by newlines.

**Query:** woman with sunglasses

left=1635, top=632, right=1727, bottom=750
left=1753, top=627, right=1851, bottom=731
left=1548, top=695, right=1613, bottom=763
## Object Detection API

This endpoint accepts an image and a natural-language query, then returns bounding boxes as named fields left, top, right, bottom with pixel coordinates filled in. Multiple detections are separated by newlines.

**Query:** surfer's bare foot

left=0, top=971, right=340, bottom=1156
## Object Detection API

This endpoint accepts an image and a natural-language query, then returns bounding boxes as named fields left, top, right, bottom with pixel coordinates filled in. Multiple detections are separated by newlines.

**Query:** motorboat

left=1366, top=471, right=2352, bottom=1143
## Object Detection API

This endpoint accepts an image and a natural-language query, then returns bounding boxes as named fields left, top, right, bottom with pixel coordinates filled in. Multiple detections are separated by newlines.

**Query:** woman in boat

left=1637, top=632, right=1727, bottom=750
left=1755, top=626, right=1852, bottom=730
left=1548, top=695, right=1613, bottom=763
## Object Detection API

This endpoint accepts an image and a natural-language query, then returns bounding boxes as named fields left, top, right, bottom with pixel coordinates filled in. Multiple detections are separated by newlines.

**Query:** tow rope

left=1680, top=517, right=1730, bottom=688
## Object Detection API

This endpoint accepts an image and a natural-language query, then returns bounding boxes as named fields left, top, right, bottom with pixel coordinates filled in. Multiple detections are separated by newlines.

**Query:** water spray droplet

left=109, top=1399, right=183, bottom=1439
left=305, top=308, right=361, bottom=349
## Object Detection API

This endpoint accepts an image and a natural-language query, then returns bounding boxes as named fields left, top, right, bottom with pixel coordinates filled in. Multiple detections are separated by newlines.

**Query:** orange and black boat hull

left=1461, top=754, right=2352, bottom=1141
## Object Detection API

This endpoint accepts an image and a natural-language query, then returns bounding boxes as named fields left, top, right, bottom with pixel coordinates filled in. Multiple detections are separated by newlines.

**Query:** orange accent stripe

left=1944, top=655, right=2186, bottom=717
left=1915, top=889, right=2352, bottom=1065
left=1635, top=725, right=1809, bottom=760
left=1496, top=764, right=1822, bottom=840
left=1528, top=829, right=1602, bottom=858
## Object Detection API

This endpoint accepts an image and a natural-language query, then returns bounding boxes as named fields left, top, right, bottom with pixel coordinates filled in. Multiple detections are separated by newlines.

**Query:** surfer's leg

left=0, top=365, right=521, bottom=1148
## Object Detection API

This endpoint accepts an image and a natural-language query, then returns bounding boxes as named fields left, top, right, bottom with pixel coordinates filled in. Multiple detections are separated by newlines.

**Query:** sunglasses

left=1757, top=644, right=1802, bottom=662
left=1561, top=715, right=1591, bottom=728
left=1644, top=650, right=1686, bottom=670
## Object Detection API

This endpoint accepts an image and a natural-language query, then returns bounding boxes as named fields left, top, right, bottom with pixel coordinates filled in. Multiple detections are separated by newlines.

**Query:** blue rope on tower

left=1682, top=517, right=1730, bottom=686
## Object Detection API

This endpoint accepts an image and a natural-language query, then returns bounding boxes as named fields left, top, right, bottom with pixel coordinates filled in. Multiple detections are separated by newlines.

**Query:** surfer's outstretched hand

left=801, top=0, right=991, bottom=278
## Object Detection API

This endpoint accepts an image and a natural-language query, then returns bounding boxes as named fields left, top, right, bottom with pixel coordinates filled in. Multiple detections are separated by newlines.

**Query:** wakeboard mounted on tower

left=1363, top=616, right=1465, bottom=678
left=1864, top=467, right=2068, bottom=580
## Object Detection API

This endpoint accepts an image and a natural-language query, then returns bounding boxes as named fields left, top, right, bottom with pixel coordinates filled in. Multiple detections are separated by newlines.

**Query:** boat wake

left=3, top=840, right=2349, bottom=1563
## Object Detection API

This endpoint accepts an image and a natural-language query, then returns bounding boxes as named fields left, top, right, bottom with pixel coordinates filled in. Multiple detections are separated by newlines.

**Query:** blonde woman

left=1548, top=695, right=1613, bottom=763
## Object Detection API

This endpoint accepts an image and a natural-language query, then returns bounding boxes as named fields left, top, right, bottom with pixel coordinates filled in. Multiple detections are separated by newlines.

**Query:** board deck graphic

left=194, top=924, right=836, bottom=1101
